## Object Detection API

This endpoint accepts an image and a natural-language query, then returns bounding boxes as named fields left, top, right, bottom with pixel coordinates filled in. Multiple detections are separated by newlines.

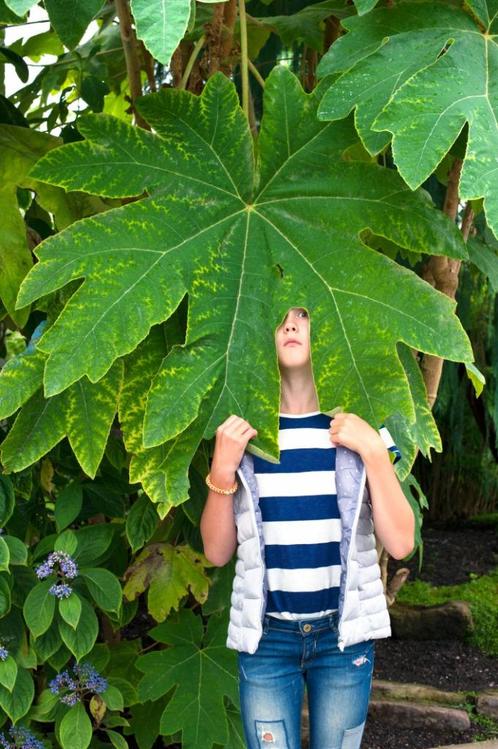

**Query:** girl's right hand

left=211, top=415, right=258, bottom=476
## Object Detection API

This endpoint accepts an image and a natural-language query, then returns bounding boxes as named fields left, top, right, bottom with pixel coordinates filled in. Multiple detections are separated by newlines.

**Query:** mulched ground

left=362, top=521, right=498, bottom=749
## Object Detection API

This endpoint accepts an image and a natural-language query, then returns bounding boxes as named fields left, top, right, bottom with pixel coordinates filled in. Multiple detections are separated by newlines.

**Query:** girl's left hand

left=329, top=412, right=384, bottom=458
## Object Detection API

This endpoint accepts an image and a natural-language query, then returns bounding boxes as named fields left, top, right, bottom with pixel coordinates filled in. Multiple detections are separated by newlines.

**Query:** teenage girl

left=200, top=306, right=415, bottom=749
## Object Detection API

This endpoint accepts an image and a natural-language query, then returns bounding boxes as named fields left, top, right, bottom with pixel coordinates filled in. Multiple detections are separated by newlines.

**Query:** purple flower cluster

left=35, top=551, right=78, bottom=580
left=48, top=583, right=73, bottom=599
left=0, top=645, right=8, bottom=661
left=49, top=662, right=108, bottom=706
left=0, top=725, right=44, bottom=749
left=35, top=551, right=78, bottom=598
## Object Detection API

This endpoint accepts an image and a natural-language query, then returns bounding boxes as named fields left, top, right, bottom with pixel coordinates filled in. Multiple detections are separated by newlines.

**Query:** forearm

left=362, top=445, right=415, bottom=560
left=200, top=467, right=238, bottom=566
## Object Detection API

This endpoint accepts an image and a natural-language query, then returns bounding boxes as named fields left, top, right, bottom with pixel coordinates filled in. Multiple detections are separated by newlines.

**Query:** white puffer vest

left=226, top=445, right=392, bottom=654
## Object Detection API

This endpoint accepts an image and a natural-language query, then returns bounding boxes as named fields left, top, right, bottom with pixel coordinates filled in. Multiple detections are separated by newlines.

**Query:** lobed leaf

left=136, top=609, right=238, bottom=749
left=16, top=67, right=473, bottom=479
left=317, top=1, right=498, bottom=238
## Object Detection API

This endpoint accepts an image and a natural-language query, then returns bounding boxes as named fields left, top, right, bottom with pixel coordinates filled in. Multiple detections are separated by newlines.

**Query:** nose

left=284, top=318, right=297, bottom=332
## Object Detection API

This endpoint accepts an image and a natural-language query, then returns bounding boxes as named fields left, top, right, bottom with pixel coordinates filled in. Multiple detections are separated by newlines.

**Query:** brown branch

left=323, top=16, right=341, bottom=54
left=420, top=157, right=464, bottom=408
left=204, top=2, right=226, bottom=77
left=460, top=200, right=475, bottom=241
left=170, top=43, right=185, bottom=88
left=381, top=158, right=475, bottom=597
left=115, top=0, right=149, bottom=129
left=140, top=41, right=157, bottom=92
left=220, top=0, right=237, bottom=75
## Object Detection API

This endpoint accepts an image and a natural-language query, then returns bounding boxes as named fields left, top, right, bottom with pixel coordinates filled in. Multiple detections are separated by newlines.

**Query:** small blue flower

left=0, top=725, right=45, bottom=749
left=0, top=646, right=8, bottom=661
left=35, top=551, right=78, bottom=584
left=49, top=670, right=77, bottom=695
left=73, top=663, right=108, bottom=694
left=48, top=583, right=73, bottom=599
left=60, top=692, right=80, bottom=706
left=49, top=662, right=108, bottom=707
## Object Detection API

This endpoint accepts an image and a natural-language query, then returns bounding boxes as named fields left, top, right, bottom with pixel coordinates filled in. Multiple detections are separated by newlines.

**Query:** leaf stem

left=238, top=0, right=250, bottom=119
left=179, top=34, right=205, bottom=90
left=115, top=0, right=149, bottom=130
left=248, top=58, right=265, bottom=89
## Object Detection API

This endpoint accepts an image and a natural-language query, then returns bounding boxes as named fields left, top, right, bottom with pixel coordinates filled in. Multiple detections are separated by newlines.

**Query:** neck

left=279, top=364, right=319, bottom=414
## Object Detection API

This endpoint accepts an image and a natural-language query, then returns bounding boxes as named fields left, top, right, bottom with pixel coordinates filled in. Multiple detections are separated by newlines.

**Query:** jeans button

left=303, top=623, right=312, bottom=633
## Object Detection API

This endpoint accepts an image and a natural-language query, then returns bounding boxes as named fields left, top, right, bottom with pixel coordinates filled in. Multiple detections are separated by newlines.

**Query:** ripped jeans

left=237, top=611, right=374, bottom=749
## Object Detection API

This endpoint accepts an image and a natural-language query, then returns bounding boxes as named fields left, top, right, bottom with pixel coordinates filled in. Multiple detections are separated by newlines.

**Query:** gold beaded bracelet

left=205, top=472, right=238, bottom=495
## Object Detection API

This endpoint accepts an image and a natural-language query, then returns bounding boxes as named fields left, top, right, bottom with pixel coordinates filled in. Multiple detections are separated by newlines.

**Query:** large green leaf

left=23, top=578, right=56, bottom=638
left=131, top=0, right=196, bottom=66
left=0, top=0, right=26, bottom=21
left=0, top=655, right=18, bottom=693
left=0, top=666, right=34, bottom=722
left=58, top=594, right=99, bottom=660
left=44, top=0, right=105, bottom=49
left=0, top=124, right=113, bottom=325
left=59, top=701, right=92, bottom=749
left=252, top=0, right=352, bottom=51
left=0, top=334, right=45, bottom=418
left=385, top=343, right=443, bottom=478
left=4, top=0, right=39, bottom=14
left=19, top=67, right=471, bottom=474
left=136, top=609, right=238, bottom=749
left=80, top=567, right=122, bottom=613
left=123, top=543, right=210, bottom=621
left=120, top=322, right=212, bottom=510
left=316, top=1, right=498, bottom=238
left=0, top=359, right=123, bottom=476
left=125, top=494, right=159, bottom=553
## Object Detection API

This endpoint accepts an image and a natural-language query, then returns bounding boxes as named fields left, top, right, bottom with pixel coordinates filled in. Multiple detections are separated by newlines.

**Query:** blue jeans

left=237, top=611, right=374, bottom=749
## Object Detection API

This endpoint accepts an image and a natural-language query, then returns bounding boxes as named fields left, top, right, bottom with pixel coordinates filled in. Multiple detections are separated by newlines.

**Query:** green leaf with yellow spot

left=317, top=1, right=498, bottom=238
left=0, top=360, right=122, bottom=477
left=123, top=543, right=210, bottom=621
left=119, top=322, right=201, bottom=511
left=18, top=67, right=471, bottom=474
left=0, top=125, right=113, bottom=326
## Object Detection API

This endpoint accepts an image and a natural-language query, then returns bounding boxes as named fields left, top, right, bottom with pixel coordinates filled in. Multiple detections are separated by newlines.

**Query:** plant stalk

left=248, top=59, right=265, bottom=89
left=115, top=0, right=149, bottom=129
left=238, top=0, right=250, bottom=120
left=179, top=34, right=206, bottom=90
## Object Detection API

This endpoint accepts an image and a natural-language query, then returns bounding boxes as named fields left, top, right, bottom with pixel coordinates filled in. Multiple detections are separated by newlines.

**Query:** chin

left=279, top=351, right=310, bottom=367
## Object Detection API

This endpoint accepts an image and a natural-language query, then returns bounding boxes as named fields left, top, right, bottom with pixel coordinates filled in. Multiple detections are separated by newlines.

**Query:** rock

left=372, top=679, right=467, bottom=705
left=368, top=699, right=471, bottom=731
left=477, top=689, right=498, bottom=720
left=389, top=600, right=474, bottom=640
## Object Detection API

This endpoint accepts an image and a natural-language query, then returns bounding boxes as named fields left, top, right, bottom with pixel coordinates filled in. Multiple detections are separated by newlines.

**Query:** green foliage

left=1, top=0, right=497, bottom=746
left=317, top=1, right=498, bottom=238
left=59, top=701, right=92, bottom=749
left=136, top=609, right=239, bottom=749
left=13, top=69, right=471, bottom=504
left=397, top=567, right=498, bottom=656
left=123, top=543, right=210, bottom=621
left=131, top=0, right=197, bottom=66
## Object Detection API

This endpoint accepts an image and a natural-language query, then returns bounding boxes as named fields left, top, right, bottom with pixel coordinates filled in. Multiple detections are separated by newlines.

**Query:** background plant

left=1, top=0, right=498, bottom=747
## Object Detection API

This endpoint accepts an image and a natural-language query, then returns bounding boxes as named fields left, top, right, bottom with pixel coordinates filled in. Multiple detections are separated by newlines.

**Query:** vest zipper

left=337, top=463, right=367, bottom=652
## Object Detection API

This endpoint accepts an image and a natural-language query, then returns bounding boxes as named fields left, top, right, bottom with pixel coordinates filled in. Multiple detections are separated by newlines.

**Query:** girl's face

left=275, top=307, right=311, bottom=369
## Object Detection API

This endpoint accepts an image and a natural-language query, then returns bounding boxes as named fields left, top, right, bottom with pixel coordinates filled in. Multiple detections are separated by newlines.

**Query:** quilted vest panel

left=226, top=445, right=391, bottom=654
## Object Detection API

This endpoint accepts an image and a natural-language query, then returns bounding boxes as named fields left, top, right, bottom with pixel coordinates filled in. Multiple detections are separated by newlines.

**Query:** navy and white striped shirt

left=253, top=411, right=401, bottom=620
